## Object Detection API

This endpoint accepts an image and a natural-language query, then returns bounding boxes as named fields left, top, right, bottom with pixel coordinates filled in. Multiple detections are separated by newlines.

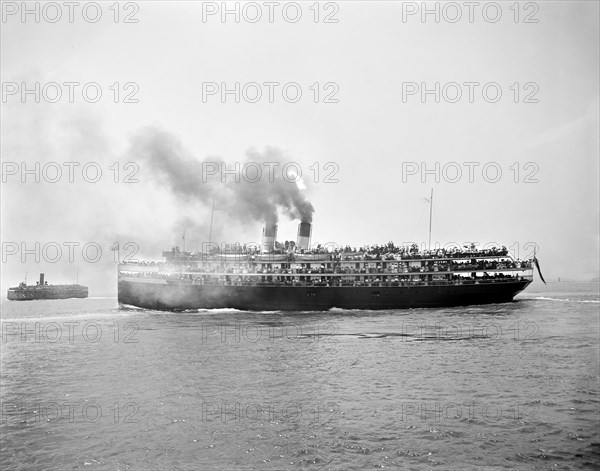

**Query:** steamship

left=7, top=273, right=88, bottom=300
left=118, top=222, right=535, bottom=311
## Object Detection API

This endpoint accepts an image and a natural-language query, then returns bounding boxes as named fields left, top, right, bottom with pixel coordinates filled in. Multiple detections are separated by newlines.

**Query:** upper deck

left=159, top=245, right=518, bottom=262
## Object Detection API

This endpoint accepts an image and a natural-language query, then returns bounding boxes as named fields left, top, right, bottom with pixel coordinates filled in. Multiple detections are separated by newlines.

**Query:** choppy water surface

left=1, top=283, right=598, bottom=470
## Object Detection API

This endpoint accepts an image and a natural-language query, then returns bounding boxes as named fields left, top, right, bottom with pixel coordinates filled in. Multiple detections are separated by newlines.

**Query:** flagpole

left=428, top=188, right=433, bottom=251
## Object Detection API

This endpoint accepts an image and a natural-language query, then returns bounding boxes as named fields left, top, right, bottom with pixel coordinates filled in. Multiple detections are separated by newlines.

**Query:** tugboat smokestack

left=40, top=273, right=45, bottom=285
left=297, top=222, right=312, bottom=251
left=262, top=223, right=278, bottom=253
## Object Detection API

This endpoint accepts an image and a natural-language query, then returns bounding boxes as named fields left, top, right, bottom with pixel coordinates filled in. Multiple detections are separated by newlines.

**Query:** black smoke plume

left=129, top=126, right=314, bottom=225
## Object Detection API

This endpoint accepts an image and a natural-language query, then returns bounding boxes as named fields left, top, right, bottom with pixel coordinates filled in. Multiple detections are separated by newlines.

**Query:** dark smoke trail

left=129, top=126, right=314, bottom=226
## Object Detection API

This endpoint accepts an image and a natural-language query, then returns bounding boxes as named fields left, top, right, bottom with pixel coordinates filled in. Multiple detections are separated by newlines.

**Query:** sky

left=1, top=1, right=599, bottom=295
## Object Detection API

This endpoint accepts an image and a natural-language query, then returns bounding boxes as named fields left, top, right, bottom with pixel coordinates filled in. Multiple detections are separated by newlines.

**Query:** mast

left=428, top=188, right=433, bottom=251
left=182, top=229, right=186, bottom=252
left=208, top=196, right=215, bottom=247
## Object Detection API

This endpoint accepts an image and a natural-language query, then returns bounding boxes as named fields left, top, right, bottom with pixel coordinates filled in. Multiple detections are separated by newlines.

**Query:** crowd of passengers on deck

left=121, top=270, right=528, bottom=287
left=337, top=243, right=509, bottom=260
left=151, top=258, right=531, bottom=275
left=158, top=243, right=512, bottom=262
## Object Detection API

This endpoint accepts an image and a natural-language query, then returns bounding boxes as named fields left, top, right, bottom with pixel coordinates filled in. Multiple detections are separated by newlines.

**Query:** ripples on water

left=1, top=282, right=598, bottom=470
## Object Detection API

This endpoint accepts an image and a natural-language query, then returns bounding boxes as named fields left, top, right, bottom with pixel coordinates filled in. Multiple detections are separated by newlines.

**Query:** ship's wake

left=532, top=296, right=599, bottom=304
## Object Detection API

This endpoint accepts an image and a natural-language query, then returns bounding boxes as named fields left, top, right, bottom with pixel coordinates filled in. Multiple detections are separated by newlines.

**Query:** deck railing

left=119, top=274, right=532, bottom=288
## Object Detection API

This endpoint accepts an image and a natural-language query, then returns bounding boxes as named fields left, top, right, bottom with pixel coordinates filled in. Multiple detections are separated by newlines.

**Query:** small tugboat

left=7, top=273, right=88, bottom=300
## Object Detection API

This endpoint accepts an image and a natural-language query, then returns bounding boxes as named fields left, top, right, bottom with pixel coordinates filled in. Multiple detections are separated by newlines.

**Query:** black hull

left=7, top=289, right=88, bottom=301
left=118, top=279, right=531, bottom=311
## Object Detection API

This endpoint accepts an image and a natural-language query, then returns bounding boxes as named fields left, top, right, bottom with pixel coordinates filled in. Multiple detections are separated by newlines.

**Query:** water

left=1, top=283, right=598, bottom=470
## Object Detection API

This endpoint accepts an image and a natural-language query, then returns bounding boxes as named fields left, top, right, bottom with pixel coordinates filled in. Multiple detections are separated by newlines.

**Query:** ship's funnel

left=39, top=273, right=45, bottom=285
left=262, top=223, right=278, bottom=253
left=297, top=222, right=312, bottom=251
